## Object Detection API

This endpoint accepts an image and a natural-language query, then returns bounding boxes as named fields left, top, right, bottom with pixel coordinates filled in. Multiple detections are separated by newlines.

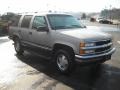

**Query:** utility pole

left=109, top=5, right=112, bottom=23
left=105, top=6, right=107, bottom=19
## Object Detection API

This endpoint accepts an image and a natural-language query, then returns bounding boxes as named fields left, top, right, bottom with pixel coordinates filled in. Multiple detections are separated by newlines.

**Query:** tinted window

left=32, top=16, right=46, bottom=29
left=11, top=15, right=21, bottom=26
left=47, top=15, right=85, bottom=30
left=21, top=15, right=32, bottom=28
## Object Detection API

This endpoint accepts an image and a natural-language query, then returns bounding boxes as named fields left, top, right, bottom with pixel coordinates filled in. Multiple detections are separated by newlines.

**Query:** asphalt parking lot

left=0, top=25, right=120, bottom=90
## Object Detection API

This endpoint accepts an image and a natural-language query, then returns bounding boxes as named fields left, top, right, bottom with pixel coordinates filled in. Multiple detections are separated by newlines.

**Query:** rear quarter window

left=11, top=15, right=21, bottom=26
left=21, top=15, right=33, bottom=28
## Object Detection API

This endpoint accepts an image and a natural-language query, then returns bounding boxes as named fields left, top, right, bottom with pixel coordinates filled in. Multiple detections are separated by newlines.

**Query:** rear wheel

left=14, top=37, right=24, bottom=55
left=55, top=49, right=75, bottom=74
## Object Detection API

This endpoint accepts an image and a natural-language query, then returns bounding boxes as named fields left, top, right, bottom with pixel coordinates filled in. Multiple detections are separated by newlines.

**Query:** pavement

left=0, top=25, right=120, bottom=90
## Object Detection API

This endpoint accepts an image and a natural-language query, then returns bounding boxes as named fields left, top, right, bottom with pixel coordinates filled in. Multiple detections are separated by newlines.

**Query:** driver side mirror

left=37, top=26, right=49, bottom=32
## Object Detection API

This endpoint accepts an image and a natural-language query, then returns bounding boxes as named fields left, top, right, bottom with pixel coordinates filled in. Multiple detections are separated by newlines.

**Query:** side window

left=11, top=15, right=21, bottom=26
left=21, top=15, right=33, bottom=28
left=32, top=16, right=46, bottom=29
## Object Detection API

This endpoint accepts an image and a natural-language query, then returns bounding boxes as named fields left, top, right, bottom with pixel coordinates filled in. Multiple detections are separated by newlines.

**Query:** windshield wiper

left=71, top=25, right=86, bottom=28
left=71, top=25, right=83, bottom=28
left=53, top=25, right=86, bottom=30
left=53, top=26, right=68, bottom=30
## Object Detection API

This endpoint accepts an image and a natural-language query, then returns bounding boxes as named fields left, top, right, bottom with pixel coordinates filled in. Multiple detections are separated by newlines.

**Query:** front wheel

left=55, top=49, right=76, bottom=74
left=14, top=38, right=24, bottom=55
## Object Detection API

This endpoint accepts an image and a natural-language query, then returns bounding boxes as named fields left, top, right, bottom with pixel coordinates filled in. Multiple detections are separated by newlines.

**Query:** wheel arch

left=53, top=43, right=75, bottom=56
left=12, top=34, right=20, bottom=41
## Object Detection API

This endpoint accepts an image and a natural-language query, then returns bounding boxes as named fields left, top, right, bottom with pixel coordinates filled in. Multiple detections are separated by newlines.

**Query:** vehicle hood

left=57, top=27, right=112, bottom=41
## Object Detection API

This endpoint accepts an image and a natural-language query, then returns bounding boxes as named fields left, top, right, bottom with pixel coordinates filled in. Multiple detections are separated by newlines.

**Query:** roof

left=18, top=12, right=72, bottom=16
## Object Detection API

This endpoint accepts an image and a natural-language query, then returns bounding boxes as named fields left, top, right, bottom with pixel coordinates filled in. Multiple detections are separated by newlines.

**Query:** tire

left=54, top=49, right=76, bottom=74
left=14, top=37, right=24, bottom=55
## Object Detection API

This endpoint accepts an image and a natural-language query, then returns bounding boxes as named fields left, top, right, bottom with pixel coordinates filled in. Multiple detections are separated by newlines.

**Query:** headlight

left=85, top=43, right=95, bottom=47
left=80, top=42, right=95, bottom=55
left=80, top=42, right=95, bottom=47
left=85, top=50, right=95, bottom=54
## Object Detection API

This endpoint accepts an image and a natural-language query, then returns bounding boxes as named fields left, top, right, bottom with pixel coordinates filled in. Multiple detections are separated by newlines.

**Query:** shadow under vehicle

left=16, top=52, right=120, bottom=90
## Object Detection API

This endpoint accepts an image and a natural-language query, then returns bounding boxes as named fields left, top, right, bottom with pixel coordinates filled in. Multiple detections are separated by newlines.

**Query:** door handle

left=29, top=32, right=32, bottom=35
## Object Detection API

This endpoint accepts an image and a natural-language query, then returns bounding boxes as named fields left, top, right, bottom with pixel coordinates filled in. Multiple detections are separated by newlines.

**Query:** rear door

left=20, top=15, right=33, bottom=42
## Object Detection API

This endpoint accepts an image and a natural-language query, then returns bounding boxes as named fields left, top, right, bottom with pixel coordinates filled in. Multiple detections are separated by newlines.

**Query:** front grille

left=81, top=39, right=112, bottom=55
left=95, top=46, right=111, bottom=53
left=96, top=39, right=111, bottom=46
left=95, top=39, right=112, bottom=53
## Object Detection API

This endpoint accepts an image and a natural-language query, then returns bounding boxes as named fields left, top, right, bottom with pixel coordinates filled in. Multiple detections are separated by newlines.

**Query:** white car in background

left=96, top=17, right=104, bottom=22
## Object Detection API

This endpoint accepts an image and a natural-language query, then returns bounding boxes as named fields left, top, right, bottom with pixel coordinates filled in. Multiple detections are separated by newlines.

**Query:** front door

left=29, top=16, right=51, bottom=50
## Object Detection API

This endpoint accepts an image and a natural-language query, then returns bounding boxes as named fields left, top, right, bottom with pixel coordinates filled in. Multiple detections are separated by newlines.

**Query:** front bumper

left=75, top=48, right=116, bottom=63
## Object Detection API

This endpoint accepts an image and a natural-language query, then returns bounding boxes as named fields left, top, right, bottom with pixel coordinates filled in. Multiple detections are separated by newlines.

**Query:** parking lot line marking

left=117, top=41, right=120, bottom=44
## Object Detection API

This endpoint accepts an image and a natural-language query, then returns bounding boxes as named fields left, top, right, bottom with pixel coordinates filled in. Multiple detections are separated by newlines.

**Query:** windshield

left=47, top=14, right=85, bottom=30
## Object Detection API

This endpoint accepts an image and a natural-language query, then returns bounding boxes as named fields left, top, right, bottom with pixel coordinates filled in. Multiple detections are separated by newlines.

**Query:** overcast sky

left=0, top=0, right=120, bottom=14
